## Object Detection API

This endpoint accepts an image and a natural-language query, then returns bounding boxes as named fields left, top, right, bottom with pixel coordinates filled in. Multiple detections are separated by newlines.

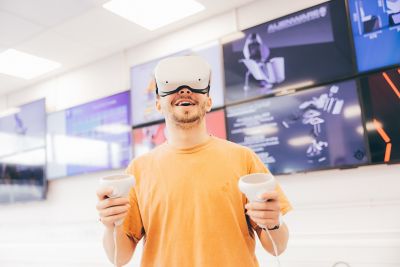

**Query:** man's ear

left=205, top=96, right=212, bottom=112
left=155, top=95, right=162, bottom=113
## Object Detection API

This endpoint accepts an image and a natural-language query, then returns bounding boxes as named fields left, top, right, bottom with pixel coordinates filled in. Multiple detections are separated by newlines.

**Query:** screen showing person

left=223, top=0, right=355, bottom=104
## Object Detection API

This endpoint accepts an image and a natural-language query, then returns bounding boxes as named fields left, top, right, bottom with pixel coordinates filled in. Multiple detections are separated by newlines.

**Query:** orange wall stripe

left=373, top=119, right=391, bottom=143
left=382, top=72, right=400, bottom=98
left=384, top=143, right=392, bottom=163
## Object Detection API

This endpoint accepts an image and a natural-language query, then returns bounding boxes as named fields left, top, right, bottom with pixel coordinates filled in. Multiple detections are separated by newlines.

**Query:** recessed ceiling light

left=103, top=0, right=205, bottom=31
left=0, top=49, right=61, bottom=80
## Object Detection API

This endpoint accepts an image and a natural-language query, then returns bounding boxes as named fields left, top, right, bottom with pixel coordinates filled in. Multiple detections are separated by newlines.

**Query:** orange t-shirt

left=124, top=136, right=292, bottom=267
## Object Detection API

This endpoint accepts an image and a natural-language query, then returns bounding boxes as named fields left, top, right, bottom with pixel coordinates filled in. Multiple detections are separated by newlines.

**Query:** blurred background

left=0, top=0, right=399, bottom=266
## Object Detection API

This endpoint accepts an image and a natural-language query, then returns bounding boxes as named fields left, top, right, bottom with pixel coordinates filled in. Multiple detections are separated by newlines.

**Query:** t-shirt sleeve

left=123, top=161, right=145, bottom=243
left=246, top=148, right=293, bottom=215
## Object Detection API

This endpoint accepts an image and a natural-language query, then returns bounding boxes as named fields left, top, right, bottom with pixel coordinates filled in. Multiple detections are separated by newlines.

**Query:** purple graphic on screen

left=65, top=91, right=131, bottom=176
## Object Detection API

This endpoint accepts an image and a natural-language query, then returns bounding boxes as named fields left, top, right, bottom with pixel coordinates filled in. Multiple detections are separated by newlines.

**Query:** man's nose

left=178, top=88, right=192, bottom=95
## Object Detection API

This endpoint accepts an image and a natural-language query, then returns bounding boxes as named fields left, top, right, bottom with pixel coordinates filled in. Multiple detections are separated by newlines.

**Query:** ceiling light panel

left=0, top=49, right=61, bottom=79
left=103, top=0, right=205, bottom=30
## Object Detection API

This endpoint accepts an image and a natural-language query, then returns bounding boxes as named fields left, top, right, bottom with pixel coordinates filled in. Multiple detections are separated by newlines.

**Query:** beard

left=168, top=99, right=207, bottom=129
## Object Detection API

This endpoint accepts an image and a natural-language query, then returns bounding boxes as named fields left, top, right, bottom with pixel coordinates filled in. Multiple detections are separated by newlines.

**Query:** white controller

left=238, top=172, right=276, bottom=202
left=99, top=174, right=135, bottom=225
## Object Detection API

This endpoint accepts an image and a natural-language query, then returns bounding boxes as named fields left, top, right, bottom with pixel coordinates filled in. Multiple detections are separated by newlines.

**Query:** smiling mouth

left=175, top=101, right=195, bottom=106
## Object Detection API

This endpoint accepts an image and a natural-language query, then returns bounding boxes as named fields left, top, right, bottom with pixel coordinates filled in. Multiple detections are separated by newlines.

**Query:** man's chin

left=172, top=110, right=199, bottom=122
left=168, top=107, right=206, bottom=126
left=174, top=116, right=200, bottom=124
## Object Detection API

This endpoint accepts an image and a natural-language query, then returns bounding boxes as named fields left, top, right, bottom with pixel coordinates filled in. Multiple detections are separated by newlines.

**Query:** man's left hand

left=244, top=191, right=280, bottom=229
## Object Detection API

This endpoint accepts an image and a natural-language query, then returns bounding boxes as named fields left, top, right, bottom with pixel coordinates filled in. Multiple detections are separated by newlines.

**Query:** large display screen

left=47, top=91, right=132, bottom=179
left=223, top=0, right=355, bottom=104
left=226, top=80, right=368, bottom=174
left=130, top=41, right=225, bottom=126
left=348, top=0, right=400, bottom=72
left=132, top=109, right=227, bottom=157
left=0, top=99, right=46, bottom=203
left=359, top=67, right=400, bottom=163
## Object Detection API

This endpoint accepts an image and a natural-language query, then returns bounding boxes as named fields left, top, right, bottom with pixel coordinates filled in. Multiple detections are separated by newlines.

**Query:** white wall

left=262, top=165, right=400, bottom=267
left=1, top=0, right=400, bottom=266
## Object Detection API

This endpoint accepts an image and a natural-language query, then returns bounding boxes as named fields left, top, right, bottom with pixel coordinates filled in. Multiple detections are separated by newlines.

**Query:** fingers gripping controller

left=99, top=174, right=135, bottom=225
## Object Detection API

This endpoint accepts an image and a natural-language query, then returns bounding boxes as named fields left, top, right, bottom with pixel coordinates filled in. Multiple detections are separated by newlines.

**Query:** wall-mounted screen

left=130, top=41, right=224, bottom=127
left=47, top=91, right=132, bottom=179
left=359, top=67, right=400, bottom=163
left=348, top=0, right=400, bottom=72
left=0, top=99, right=46, bottom=203
left=132, top=109, right=227, bottom=157
left=226, top=80, right=368, bottom=174
left=223, top=0, right=355, bottom=104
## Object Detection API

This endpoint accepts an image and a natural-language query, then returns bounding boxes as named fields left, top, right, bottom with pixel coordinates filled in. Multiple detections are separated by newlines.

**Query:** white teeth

left=176, top=101, right=193, bottom=106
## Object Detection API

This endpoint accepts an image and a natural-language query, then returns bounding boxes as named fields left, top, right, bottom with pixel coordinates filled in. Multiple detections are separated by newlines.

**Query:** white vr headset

left=154, top=55, right=211, bottom=97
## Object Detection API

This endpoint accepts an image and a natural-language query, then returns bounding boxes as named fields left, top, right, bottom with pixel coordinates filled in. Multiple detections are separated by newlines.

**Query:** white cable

left=263, top=227, right=281, bottom=267
left=113, top=226, right=119, bottom=267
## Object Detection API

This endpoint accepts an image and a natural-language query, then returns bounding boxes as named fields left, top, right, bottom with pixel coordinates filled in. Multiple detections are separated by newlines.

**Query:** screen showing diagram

left=226, top=80, right=368, bottom=174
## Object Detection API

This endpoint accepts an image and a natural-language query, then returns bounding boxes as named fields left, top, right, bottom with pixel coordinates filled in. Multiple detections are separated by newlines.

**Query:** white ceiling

left=0, top=0, right=256, bottom=97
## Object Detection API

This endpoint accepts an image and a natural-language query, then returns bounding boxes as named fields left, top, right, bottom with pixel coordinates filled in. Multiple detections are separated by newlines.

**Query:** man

left=96, top=55, right=292, bottom=266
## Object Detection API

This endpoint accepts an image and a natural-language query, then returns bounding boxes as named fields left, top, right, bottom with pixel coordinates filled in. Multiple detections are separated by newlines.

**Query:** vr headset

left=154, top=55, right=211, bottom=97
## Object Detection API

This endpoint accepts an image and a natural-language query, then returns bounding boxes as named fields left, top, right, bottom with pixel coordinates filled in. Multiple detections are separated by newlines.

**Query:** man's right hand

left=96, top=186, right=131, bottom=229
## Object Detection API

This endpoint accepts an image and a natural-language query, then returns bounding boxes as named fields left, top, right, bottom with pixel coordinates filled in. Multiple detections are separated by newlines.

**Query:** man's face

left=156, top=88, right=212, bottom=128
